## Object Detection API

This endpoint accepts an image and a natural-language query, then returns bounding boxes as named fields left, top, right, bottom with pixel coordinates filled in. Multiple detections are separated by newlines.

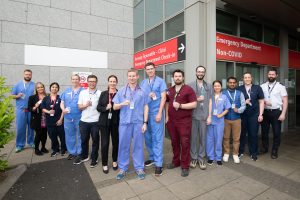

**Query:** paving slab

left=253, top=188, right=298, bottom=200
left=139, top=187, right=179, bottom=200
left=97, top=182, right=136, bottom=200
left=127, top=174, right=162, bottom=195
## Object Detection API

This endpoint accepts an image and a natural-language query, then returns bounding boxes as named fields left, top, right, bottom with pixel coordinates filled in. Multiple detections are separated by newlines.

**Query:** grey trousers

left=190, top=119, right=207, bottom=162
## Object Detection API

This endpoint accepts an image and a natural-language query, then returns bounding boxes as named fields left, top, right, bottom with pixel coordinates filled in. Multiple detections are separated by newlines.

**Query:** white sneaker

left=233, top=155, right=240, bottom=164
left=223, top=154, right=229, bottom=162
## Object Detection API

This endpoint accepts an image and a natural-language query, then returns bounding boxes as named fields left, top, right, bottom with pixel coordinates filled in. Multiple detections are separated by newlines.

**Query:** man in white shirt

left=74, top=75, right=101, bottom=167
left=260, top=68, right=288, bottom=159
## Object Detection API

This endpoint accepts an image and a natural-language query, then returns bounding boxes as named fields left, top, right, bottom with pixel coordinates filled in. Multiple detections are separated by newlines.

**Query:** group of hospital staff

left=11, top=62, right=287, bottom=179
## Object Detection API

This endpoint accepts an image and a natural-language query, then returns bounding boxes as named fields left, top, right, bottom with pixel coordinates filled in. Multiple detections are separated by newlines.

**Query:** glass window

left=134, top=34, right=144, bottom=52
left=146, top=24, right=163, bottom=48
left=264, top=26, right=279, bottom=46
left=133, top=0, right=144, bottom=38
left=165, top=0, right=184, bottom=18
left=236, top=63, right=261, bottom=85
left=165, top=13, right=184, bottom=40
left=289, top=35, right=297, bottom=51
left=138, top=69, right=145, bottom=84
left=145, top=0, right=163, bottom=30
left=216, top=61, right=234, bottom=89
left=216, top=10, right=238, bottom=35
left=288, top=69, right=296, bottom=127
left=155, top=65, right=164, bottom=79
left=165, top=62, right=184, bottom=88
left=240, top=19, right=262, bottom=42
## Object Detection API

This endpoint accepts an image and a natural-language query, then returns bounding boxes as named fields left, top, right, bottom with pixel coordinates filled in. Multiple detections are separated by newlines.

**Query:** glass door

left=288, top=69, right=296, bottom=127
left=236, top=63, right=262, bottom=86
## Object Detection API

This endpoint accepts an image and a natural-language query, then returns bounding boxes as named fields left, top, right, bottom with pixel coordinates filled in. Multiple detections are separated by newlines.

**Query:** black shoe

left=35, top=150, right=43, bottom=156
left=155, top=167, right=163, bottom=176
left=251, top=155, right=258, bottom=161
left=260, top=148, right=268, bottom=154
left=144, top=160, right=154, bottom=167
left=102, top=166, right=109, bottom=174
left=167, top=163, right=179, bottom=169
left=61, top=150, right=66, bottom=156
left=73, top=156, right=83, bottom=165
left=67, top=154, right=75, bottom=160
left=51, top=151, right=57, bottom=157
left=41, top=148, right=49, bottom=153
left=112, top=162, right=118, bottom=171
left=90, top=160, right=98, bottom=168
left=271, top=150, right=278, bottom=159
left=181, top=169, right=189, bottom=177
left=217, top=161, right=222, bottom=166
left=207, top=160, right=213, bottom=165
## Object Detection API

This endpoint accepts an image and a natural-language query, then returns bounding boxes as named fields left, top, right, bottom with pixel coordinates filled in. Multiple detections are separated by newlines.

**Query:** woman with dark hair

left=28, top=82, right=48, bottom=156
left=97, top=75, right=120, bottom=174
left=41, top=82, right=66, bottom=157
left=206, top=80, right=231, bottom=166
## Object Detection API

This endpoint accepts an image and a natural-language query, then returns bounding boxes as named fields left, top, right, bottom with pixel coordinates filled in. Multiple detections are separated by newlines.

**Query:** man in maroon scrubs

left=166, top=69, right=197, bottom=177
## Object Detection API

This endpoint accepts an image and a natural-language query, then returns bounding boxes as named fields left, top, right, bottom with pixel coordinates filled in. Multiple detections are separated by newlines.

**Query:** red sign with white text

left=289, top=50, right=300, bottom=69
left=216, top=33, right=280, bottom=66
left=134, top=35, right=186, bottom=69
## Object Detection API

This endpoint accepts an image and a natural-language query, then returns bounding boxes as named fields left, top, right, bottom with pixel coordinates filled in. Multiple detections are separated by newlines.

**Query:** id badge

left=66, top=107, right=71, bottom=113
left=152, top=94, right=157, bottom=101
left=231, top=104, right=235, bottom=109
left=108, top=112, right=112, bottom=119
left=130, top=102, right=135, bottom=109
left=21, top=94, right=26, bottom=99
left=213, top=109, right=218, bottom=115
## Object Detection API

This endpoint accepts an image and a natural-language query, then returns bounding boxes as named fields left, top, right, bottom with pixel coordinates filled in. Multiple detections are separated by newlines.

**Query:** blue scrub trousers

left=206, top=123, right=224, bottom=161
left=145, top=113, right=164, bottom=167
left=64, top=118, right=81, bottom=155
left=118, top=123, right=144, bottom=171
left=16, top=109, right=34, bottom=148
left=239, top=115, right=259, bottom=156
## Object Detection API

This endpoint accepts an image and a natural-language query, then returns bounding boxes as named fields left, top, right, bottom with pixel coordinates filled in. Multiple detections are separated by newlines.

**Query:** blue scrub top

left=140, top=76, right=167, bottom=115
left=11, top=81, right=35, bottom=109
left=211, top=94, right=231, bottom=125
left=61, top=87, right=83, bottom=119
left=113, top=84, right=148, bottom=125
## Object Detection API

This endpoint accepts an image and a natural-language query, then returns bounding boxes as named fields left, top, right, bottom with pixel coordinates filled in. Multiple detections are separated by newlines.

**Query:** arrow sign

left=177, top=35, right=186, bottom=62
left=178, top=43, right=185, bottom=53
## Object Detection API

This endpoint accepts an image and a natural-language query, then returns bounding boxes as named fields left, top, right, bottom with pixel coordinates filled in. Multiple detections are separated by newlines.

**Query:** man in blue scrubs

left=113, top=68, right=149, bottom=180
left=11, top=69, right=35, bottom=152
left=140, top=62, right=167, bottom=176
left=61, top=74, right=84, bottom=160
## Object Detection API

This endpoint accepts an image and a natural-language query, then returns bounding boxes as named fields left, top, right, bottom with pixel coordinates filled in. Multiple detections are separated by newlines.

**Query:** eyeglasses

left=88, top=81, right=97, bottom=83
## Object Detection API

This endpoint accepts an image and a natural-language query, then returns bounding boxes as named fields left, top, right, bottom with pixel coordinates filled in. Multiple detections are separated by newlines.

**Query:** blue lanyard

left=148, top=76, right=156, bottom=91
left=123, top=84, right=140, bottom=100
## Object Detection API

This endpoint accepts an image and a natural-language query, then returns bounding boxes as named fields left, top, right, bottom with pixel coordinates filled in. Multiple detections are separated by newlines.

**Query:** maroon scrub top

left=167, top=85, right=197, bottom=123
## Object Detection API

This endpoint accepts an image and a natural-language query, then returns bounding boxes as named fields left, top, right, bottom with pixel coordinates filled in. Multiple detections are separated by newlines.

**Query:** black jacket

left=28, top=94, right=45, bottom=130
left=97, top=90, right=120, bottom=127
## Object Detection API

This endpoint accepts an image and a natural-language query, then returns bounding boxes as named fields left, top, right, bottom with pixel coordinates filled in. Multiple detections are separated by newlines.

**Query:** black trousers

left=239, top=115, right=259, bottom=156
left=261, top=109, right=282, bottom=151
left=79, top=121, right=100, bottom=162
left=99, top=124, right=119, bottom=166
left=47, top=125, right=66, bottom=153
left=34, top=128, right=47, bottom=150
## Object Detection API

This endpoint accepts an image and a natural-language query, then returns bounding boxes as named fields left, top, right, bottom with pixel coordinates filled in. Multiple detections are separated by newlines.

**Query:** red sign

left=216, top=33, right=280, bottom=66
left=134, top=35, right=185, bottom=69
left=289, top=50, right=300, bottom=69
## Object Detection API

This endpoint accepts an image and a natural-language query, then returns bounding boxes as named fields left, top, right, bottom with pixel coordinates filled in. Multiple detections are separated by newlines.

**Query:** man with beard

left=188, top=66, right=212, bottom=170
left=11, top=69, right=35, bottom=152
left=260, top=68, right=287, bottom=159
left=166, top=69, right=197, bottom=177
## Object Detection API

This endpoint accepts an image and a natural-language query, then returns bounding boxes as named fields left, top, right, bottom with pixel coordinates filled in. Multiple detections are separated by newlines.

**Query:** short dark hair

left=108, top=75, right=118, bottom=83
left=172, top=69, right=184, bottom=77
left=227, top=76, right=237, bottom=83
left=268, top=67, right=278, bottom=75
left=24, top=69, right=32, bottom=73
left=212, top=80, right=222, bottom=87
left=49, top=82, right=60, bottom=91
left=145, top=62, right=155, bottom=69
left=87, top=74, right=98, bottom=82
left=196, top=65, right=206, bottom=72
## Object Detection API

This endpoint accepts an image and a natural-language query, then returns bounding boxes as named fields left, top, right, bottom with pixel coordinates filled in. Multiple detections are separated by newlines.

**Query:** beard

left=174, top=80, right=183, bottom=85
left=24, top=77, right=31, bottom=81
left=196, top=75, right=204, bottom=80
left=268, top=77, right=276, bottom=83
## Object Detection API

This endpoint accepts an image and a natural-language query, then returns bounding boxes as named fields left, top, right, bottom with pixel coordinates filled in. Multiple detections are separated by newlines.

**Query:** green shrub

left=0, top=76, right=14, bottom=171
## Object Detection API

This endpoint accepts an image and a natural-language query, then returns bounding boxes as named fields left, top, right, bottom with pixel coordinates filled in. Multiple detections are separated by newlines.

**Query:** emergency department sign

left=73, top=72, right=92, bottom=89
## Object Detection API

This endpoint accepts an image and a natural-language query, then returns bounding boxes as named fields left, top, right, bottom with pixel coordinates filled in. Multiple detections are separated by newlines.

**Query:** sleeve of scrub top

left=11, top=83, right=18, bottom=95
left=257, top=86, right=264, bottom=100
left=238, top=92, right=246, bottom=113
left=224, top=95, right=231, bottom=110
left=160, top=80, right=167, bottom=93
left=187, top=87, right=197, bottom=102
left=112, top=90, right=121, bottom=104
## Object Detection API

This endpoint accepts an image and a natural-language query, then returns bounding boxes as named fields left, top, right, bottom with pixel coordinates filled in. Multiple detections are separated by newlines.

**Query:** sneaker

left=167, top=163, right=179, bottom=169
left=217, top=161, right=222, bottom=166
left=67, top=154, right=75, bottom=160
left=116, top=170, right=125, bottom=180
left=233, top=155, right=240, bottom=164
left=144, top=160, right=154, bottom=167
left=82, top=157, right=89, bottom=162
left=199, top=161, right=207, bottom=170
left=35, top=150, right=43, bottom=156
left=136, top=170, right=146, bottom=180
left=251, top=155, right=257, bottom=161
left=207, top=160, right=213, bottom=165
left=271, top=150, right=278, bottom=159
left=190, top=159, right=197, bottom=168
left=90, top=160, right=98, bottom=168
left=154, top=167, right=163, bottom=176
left=223, top=154, right=229, bottom=162
left=15, top=147, right=23, bottom=153
left=29, top=144, right=35, bottom=148
left=51, top=151, right=58, bottom=157
left=73, top=156, right=83, bottom=165
left=41, top=148, right=49, bottom=153
left=181, top=169, right=189, bottom=177
left=238, top=153, right=244, bottom=159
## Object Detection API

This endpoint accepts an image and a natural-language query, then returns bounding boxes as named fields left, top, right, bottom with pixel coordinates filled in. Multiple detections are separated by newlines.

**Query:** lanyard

left=23, top=81, right=28, bottom=93
left=174, top=85, right=184, bottom=101
left=109, top=92, right=116, bottom=103
left=245, top=85, right=251, bottom=100
left=123, top=84, right=140, bottom=100
left=51, top=96, right=57, bottom=110
left=268, top=81, right=277, bottom=98
left=227, top=89, right=236, bottom=103
left=195, top=81, right=205, bottom=96
left=88, top=89, right=97, bottom=100
left=148, top=76, right=156, bottom=91
left=214, top=94, right=220, bottom=107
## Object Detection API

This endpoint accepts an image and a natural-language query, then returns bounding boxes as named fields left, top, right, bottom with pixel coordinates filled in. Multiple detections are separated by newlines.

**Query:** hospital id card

left=152, top=94, right=157, bottom=100
left=130, top=102, right=135, bottom=109
left=108, top=112, right=112, bottom=119
left=213, top=109, right=218, bottom=115
left=231, top=104, right=235, bottom=109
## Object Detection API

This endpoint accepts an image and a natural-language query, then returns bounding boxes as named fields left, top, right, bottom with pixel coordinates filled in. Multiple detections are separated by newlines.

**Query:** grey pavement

left=1, top=128, right=300, bottom=200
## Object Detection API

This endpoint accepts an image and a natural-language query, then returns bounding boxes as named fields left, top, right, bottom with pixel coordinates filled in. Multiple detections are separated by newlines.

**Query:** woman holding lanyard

left=97, top=75, right=120, bottom=174
left=41, top=82, right=66, bottom=157
left=206, top=80, right=231, bottom=166
left=28, top=82, right=48, bottom=156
